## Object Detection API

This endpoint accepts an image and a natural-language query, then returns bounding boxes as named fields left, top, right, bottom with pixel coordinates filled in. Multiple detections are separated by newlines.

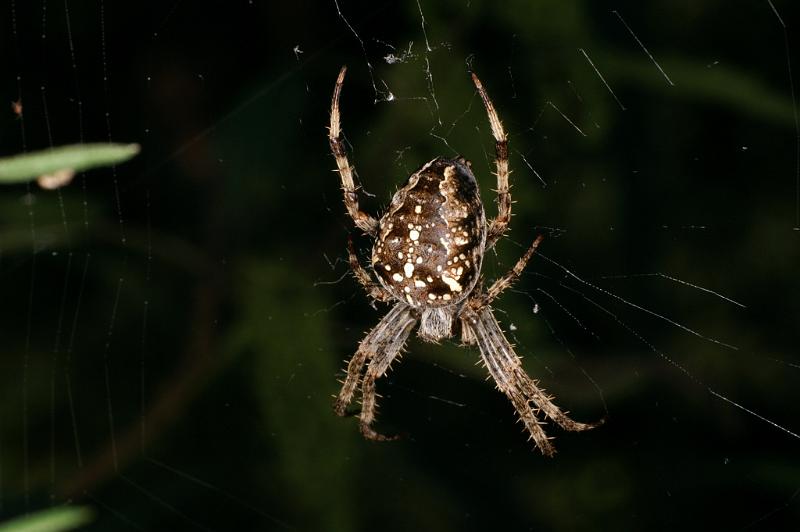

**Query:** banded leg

left=474, top=306, right=601, bottom=432
left=474, top=235, right=543, bottom=309
left=463, top=306, right=601, bottom=456
left=359, top=306, right=417, bottom=440
left=330, top=66, right=379, bottom=235
left=471, top=73, right=510, bottom=248
left=347, top=236, right=392, bottom=303
left=334, top=304, right=416, bottom=420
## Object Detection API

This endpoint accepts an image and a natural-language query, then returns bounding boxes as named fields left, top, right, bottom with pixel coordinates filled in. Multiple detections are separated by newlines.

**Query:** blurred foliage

left=0, top=0, right=798, bottom=530
left=0, top=507, right=92, bottom=532
left=0, top=144, right=140, bottom=185
left=224, top=259, right=357, bottom=531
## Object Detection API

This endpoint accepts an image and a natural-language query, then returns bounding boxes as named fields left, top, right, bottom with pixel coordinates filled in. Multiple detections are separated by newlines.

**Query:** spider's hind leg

left=334, top=304, right=417, bottom=441
left=462, top=306, right=602, bottom=456
left=334, top=347, right=369, bottom=417
left=358, top=306, right=416, bottom=441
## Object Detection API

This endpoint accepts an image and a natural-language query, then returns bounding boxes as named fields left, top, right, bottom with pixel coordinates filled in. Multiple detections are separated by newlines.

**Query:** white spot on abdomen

left=441, top=273, right=463, bottom=292
left=404, top=263, right=415, bottom=278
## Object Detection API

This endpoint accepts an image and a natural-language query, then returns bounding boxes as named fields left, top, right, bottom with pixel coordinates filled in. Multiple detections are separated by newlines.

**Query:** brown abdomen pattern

left=372, top=158, right=486, bottom=307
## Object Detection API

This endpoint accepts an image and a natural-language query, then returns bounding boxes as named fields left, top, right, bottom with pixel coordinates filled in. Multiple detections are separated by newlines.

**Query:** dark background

left=1, top=1, right=799, bottom=530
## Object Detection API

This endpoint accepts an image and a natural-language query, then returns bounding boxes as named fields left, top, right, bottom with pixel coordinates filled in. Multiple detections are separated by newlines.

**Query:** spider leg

left=359, top=306, right=417, bottom=441
left=334, top=304, right=416, bottom=422
left=347, top=235, right=393, bottom=303
left=335, top=304, right=409, bottom=416
left=335, top=347, right=369, bottom=418
left=466, top=307, right=554, bottom=456
left=462, top=306, right=602, bottom=456
left=471, top=72, right=510, bottom=249
left=474, top=235, right=543, bottom=309
left=330, top=66, right=379, bottom=236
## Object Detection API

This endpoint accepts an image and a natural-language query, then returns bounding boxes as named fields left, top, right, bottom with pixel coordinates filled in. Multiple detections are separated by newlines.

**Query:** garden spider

left=329, top=66, right=602, bottom=456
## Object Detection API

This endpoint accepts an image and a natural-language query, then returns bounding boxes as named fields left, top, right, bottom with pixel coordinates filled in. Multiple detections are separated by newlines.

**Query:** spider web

left=1, top=1, right=799, bottom=531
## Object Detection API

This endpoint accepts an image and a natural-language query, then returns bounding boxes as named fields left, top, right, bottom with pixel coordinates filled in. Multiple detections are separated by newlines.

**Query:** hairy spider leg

left=329, top=65, right=379, bottom=236
left=462, top=307, right=553, bottom=455
left=358, top=306, right=417, bottom=440
left=473, top=235, right=544, bottom=309
left=471, top=73, right=510, bottom=249
left=463, top=306, right=602, bottom=456
left=334, top=304, right=417, bottom=418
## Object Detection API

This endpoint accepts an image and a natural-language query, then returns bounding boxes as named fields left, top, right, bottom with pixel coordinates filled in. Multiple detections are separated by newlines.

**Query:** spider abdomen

left=372, top=157, right=486, bottom=308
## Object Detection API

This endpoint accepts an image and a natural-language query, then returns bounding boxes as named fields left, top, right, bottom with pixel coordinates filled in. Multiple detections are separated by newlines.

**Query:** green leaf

left=0, top=506, right=94, bottom=532
left=0, top=143, right=140, bottom=184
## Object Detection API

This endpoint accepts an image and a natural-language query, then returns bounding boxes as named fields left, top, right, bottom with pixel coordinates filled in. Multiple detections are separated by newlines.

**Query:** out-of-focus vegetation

left=0, top=507, right=92, bottom=532
left=0, top=143, right=140, bottom=185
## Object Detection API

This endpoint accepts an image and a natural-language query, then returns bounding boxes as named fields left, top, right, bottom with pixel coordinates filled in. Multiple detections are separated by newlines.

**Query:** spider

left=328, top=66, right=603, bottom=456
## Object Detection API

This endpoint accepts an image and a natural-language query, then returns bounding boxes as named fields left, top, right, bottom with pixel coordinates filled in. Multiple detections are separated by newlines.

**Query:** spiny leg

left=511, top=365, right=602, bottom=433
left=476, top=306, right=601, bottom=432
left=471, top=72, right=510, bottom=249
left=462, top=307, right=553, bottom=455
left=479, top=335, right=555, bottom=456
left=329, top=66, right=379, bottom=235
left=334, top=348, right=369, bottom=417
left=473, top=235, right=544, bottom=309
left=359, top=307, right=417, bottom=441
left=480, top=307, right=605, bottom=431
left=334, top=304, right=415, bottom=416
left=347, top=236, right=392, bottom=303
left=463, top=306, right=601, bottom=456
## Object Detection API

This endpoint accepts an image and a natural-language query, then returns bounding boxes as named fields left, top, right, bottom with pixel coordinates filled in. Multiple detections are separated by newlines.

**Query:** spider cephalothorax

left=328, top=66, right=602, bottom=455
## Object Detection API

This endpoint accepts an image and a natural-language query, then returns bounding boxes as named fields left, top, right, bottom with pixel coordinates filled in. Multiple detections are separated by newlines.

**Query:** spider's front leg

left=471, top=73, right=511, bottom=249
left=335, top=304, right=417, bottom=441
left=329, top=66, right=379, bottom=236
